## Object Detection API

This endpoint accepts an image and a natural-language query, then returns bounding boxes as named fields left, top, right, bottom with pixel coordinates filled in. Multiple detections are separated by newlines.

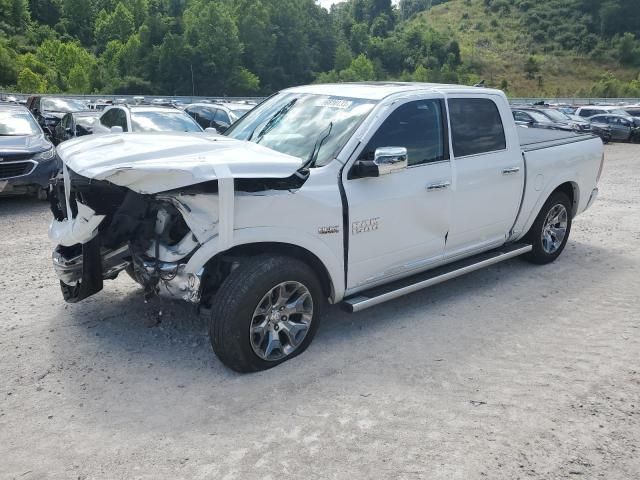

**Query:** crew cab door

left=343, top=97, right=452, bottom=290
left=444, top=95, right=524, bottom=257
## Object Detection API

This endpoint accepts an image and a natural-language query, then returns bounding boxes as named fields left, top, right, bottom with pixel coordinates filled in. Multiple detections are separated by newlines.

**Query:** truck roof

left=284, top=82, right=503, bottom=100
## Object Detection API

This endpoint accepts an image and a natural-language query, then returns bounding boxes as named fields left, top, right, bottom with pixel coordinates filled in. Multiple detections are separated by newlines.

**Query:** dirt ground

left=1, top=143, right=639, bottom=480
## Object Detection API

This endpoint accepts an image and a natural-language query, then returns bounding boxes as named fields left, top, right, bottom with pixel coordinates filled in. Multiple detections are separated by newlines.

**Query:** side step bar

left=342, top=243, right=532, bottom=313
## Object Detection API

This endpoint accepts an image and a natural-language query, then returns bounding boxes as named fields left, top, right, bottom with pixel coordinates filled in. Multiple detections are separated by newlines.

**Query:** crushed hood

left=56, top=132, right=304, bottom=194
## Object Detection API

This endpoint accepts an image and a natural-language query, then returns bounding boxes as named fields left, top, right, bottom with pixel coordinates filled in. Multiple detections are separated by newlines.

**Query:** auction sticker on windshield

left=316, top=99, right=354, bottom=109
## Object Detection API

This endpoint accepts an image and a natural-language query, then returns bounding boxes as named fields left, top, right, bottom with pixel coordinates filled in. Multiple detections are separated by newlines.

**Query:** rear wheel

left=523, top=191, right=572, bottom=264
left=209, top=255, right=324, bottom=372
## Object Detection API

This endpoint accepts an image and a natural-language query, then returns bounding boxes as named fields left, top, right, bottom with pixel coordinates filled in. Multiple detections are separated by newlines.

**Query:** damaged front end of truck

left=48, top=132, right=304, bottom=305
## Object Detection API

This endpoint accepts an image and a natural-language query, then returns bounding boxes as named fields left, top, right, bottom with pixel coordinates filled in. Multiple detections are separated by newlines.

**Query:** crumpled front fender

left=49, top=202, right=105, bottom=247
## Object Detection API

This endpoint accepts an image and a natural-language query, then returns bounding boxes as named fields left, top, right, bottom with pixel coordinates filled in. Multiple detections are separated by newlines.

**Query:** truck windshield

left=225, top=93, right=377, bottom=167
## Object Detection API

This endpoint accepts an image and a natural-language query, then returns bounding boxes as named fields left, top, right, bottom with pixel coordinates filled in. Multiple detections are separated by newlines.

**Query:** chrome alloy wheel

left=249, top=281, right=314, bottom=361
left=541, top=204, right=568, bottom=254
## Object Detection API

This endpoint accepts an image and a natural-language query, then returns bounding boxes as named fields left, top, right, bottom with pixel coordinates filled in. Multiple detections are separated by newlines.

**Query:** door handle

left=426, top=181, right=451, bottom=191
left=502, top=167, right=521, bottom=175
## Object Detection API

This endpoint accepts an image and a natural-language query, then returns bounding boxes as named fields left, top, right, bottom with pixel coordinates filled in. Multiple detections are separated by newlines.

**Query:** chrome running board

left=342, top=243, right=532, bottom=313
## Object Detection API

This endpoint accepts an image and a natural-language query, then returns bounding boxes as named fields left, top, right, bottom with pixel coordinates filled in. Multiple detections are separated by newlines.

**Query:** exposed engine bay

left=48, top=162, right=306, bottom=305
left=49, top=167, right=206, bottom=303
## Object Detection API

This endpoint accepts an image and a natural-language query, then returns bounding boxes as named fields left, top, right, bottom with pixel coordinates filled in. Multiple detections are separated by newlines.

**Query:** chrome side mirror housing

left=349, top=146, right=408, bottom=179
left=110, top=126, right=124, bottom=133
left=374, top=147, right=408, bottom=175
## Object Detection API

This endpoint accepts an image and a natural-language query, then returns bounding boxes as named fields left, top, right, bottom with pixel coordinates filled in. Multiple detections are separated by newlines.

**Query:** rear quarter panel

left=511, top=136, right=603, bottom=241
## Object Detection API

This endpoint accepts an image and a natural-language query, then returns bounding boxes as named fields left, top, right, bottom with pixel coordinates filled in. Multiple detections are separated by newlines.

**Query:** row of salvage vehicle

left=0, top=96, right=253, bottom=199
left=510, top=102, right=640, bottom=143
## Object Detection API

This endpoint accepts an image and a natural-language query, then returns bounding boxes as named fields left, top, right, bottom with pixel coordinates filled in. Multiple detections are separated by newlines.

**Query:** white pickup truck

left=49, top=83, right=604, bottom=372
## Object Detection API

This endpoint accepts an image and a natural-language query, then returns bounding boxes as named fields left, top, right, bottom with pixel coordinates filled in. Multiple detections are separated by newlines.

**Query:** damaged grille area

left=49, top=168, right=198, bottom=303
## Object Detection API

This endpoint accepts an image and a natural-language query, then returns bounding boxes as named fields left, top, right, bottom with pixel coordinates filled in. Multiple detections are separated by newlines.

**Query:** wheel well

left=200, top=242, right=334, bottom=305
left=553, top=182, right=579, bottom=216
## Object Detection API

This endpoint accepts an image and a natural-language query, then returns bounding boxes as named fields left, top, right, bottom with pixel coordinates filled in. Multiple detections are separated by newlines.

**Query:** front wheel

left=209, top=255, right=324, bottom=372
left=523, top=191, right=572, bottom=264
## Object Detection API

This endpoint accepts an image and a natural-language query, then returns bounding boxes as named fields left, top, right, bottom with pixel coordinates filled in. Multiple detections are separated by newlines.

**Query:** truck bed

left=517, top=126, right=597, bottom=152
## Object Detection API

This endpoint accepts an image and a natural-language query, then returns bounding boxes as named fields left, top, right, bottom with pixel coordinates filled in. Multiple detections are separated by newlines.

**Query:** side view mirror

left=350, top=147, right=408, bottom=179
left=374, top=147, right=408, bottom=174
left=204, top=127, right=218, bottom=134
left=110, top=126, right=123, bottom=133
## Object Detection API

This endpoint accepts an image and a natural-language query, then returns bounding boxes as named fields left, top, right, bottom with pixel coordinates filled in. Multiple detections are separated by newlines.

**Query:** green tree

left=334, top=42, right=353, bottom=71
left=67, top=64, right=90, bottom=92
left=0, top=0, right=30, bottom=33
left=28, top=0, right=60, bottom=26
left=617, top=33, right=640, bottom=66
left=183, top=0, right=244, bottom=95
left=59, top=0, right=95, bottom=45
left=339, top=53, right=375, bottom=81
left=17, top=67, right=46, bottom=92
left=0, top=42, right=18, bottom=86
left=95, top=2, right=135, bottom=50
left=234, top=0, right=275, bottom=85
left=399, top=0, right=431, bottom=21
left=524, top=55, right=539, bottom=80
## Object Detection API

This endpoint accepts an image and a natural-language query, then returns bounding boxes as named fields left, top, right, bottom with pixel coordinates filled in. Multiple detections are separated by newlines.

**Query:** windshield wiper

left=248, top=98, right=297, bottom=143
left=299, top=122, right=333, bottom=172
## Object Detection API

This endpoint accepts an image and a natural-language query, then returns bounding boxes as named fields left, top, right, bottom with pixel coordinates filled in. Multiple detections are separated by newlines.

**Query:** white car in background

left=96, top=104, right=203, bottom=134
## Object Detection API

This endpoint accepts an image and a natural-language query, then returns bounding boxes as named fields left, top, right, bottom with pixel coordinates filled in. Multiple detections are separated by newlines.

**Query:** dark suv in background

left=184, top=102, right=254, bottom=132
left=26, top=96, right=88, bottom=137
left=0, top=104, right=56, bottom=199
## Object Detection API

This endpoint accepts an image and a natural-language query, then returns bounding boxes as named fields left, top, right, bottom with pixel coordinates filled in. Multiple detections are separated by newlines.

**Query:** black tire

left=209, top=255, right=325, bottom=373
left=523, top=191, right=572, bottom=264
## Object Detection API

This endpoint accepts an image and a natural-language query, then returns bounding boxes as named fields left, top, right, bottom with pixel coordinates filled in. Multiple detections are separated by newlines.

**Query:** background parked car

left=96, top=105, right=203, bottom=133
left=184, top=102, right=254, bottom=132
left=512, top=107, right=574, bottom=131
left=575, top=105, right=639, bottom=122
left=512, top=107, right=612, bottom=143
left=563, top=114, right=613, bottom=143
left=587, top=114, right=640, bottom=142
left=0, top=104, right=56, bottom=199
left=25, top=96, right=88, bottom=137
left=622, top=104, right=640, bottom=117
left=52, top=111, right=102, bottom=145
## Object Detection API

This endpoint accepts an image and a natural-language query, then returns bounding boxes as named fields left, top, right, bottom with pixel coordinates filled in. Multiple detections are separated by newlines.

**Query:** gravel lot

left=1, top=143, right=639, bottom=480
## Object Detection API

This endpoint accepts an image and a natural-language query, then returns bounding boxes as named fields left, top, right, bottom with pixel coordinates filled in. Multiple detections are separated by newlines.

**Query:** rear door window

left=448, top=98, right=506, bottom=157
